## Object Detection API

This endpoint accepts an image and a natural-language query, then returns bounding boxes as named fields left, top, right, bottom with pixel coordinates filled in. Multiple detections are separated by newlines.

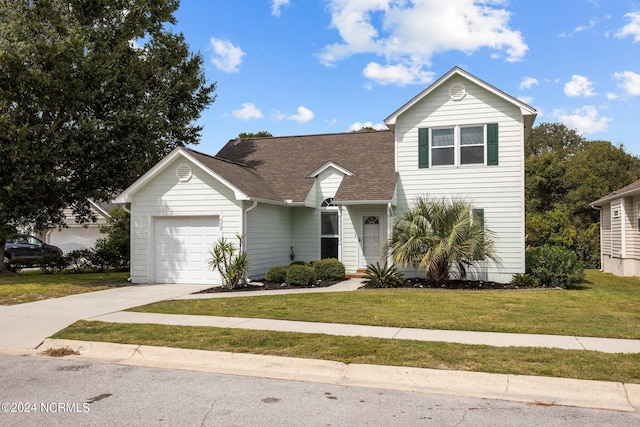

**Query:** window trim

left=428, top=124, right=487, bottom=167
left=320, top=200, right=340, bottom=260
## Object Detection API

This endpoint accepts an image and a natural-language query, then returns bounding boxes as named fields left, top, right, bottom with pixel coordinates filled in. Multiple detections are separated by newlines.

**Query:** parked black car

left=4, top=234, right=63, bottom=266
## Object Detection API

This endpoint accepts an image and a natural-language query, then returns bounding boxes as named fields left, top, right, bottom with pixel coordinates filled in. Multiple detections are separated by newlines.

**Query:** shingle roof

left=204, top=130, right=397, bottom=204
left=591, top=178, right=640, bottom=207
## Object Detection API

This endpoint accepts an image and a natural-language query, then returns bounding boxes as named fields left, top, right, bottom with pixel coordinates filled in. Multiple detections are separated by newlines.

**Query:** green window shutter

left=418, top=128, right=429, bottom=168
left=487, top=123, right=499, bottom=166
left=472, top=208, right=485, bottom=260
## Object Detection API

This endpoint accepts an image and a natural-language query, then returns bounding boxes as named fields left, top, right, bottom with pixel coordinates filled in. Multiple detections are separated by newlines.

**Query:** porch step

left=346, top=269, right=368, bottom=279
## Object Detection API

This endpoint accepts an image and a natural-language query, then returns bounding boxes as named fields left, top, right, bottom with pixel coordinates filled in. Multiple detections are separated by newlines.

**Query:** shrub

left=362, top=262, right=404, bottom=288
left=290, top=260, right=311, bottom=267
left=39, top=252, right=68, bottom=274
left=526, top=245, right=585, bottom=289
left=286, top=264, right=315, bottom=286
left=265, top=265, right=288, bottom=283
left=510, top=273, right=538, bottom=288
left=4, top=257, right=27, bottom=273
left=313, top=258, right=345, bottom=281
left=88, top=239, right=124, bottom=272
left=65, top=249, right=93, bottom=273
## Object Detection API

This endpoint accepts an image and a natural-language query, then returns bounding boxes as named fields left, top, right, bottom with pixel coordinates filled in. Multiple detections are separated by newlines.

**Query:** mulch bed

left=196, top=278, right=517, bottom=293
left=195, top=280, right=339, bottom=293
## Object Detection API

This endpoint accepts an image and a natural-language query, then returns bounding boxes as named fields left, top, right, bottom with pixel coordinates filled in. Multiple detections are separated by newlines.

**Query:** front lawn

left=129, top=270, right=640, bottom=339
left=54, top=321, right=640, bottom=384
left=0, top=271, right=130, bottom=305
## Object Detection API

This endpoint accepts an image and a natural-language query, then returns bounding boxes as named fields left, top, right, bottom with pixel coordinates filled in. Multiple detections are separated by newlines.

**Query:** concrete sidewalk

left=87, top=311, right=640, bottom=354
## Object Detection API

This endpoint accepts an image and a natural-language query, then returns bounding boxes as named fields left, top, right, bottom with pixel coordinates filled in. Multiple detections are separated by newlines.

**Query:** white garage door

left=154, top=216, right=220, bottom=284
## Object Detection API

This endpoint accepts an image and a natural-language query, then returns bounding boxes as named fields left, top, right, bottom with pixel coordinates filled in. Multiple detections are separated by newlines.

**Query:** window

left=320, top=212, right=339, bottom=259
left=612, top=209, right=620, bottom=219
left=419, top=123, right=498, bottom=168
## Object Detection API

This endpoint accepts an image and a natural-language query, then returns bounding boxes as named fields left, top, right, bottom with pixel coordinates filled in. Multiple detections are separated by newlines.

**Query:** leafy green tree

left=238, top=131, right=273, bottom=138
left=0, top=0, right=216, bottom=272
left=389, top=196, right=500, bottom=284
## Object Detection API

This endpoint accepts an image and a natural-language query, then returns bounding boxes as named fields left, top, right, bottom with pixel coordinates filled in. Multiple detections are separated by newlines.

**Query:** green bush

left=290, top=260, right=311, bottom=267
left=526, top=245, right=585, bottom=289
left=510, top=273, right=538, bottom=288
left=286, top=264, right=315, bottom=286
left=39, top=252, right=68, bottom=274
left=265, top=265, right=288, bottom=283
left=313, top=258, right=345, bottom=281
left=65, top=249, right=93, bottom=273
left=362, top=262, right=404, bottom=288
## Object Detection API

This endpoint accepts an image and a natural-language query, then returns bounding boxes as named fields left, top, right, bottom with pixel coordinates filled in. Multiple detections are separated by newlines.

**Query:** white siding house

left=116, top=67, right=536, bottom=284
left=592, top=179, right=640, bottom=276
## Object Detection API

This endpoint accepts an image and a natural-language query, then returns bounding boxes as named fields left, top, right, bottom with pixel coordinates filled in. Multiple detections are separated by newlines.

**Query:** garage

left=154, top=216, right=220, bottom=284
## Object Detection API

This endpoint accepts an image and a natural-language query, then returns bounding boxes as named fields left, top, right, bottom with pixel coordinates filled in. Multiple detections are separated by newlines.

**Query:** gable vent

left=176, top=163, right=192, bottom=182
left=449, top=83, right=466, bottom=101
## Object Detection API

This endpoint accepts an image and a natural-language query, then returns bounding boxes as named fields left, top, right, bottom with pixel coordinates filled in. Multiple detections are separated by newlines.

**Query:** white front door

left=361, top=214, right=382, bottom=268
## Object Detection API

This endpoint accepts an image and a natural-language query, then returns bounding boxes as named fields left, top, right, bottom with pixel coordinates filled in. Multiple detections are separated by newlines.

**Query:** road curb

left=34, top=338, right=638, bottom=413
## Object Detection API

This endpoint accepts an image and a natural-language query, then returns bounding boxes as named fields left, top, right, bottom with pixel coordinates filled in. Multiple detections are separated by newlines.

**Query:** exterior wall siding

left=129, top=157, right=242, bottom=283
left=610, top=199, right=622, bottom=258
left=394, top=75, right=526, bottom=282
left=246, top=203, right=292, bottom=279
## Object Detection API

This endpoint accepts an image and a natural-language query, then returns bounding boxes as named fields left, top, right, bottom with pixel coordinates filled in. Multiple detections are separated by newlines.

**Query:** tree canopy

left=525, top=123, right=640, bottom=267
left=238, top=131, right=273, bottom=139
left=0, top=0, right=215, bottom=271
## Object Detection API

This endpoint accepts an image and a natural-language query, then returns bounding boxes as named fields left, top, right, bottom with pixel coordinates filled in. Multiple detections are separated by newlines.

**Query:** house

left=39, top=201, right=113, bottom=253
left=114, top=67, right=537, bottom=285
left=591, top=179, right=640, bottom=276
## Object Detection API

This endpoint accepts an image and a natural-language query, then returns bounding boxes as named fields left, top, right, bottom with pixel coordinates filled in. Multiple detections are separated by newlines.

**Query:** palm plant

left=389, top=196, right=500, bottom=285
left=362, top=262, right=404, bottom=288
left=208, top=234, right=250, bottom=289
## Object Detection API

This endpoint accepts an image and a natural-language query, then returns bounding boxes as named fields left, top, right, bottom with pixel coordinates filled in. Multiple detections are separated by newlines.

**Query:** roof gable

left=114, top=147, right=255, bottom=203
left=384, top=66, right=537, bottom=129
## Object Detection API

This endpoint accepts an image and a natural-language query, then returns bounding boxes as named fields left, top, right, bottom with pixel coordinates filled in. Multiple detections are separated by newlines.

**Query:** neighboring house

left=591, top=179, right=640, bottom=276
left=115, top=67, right=537, bottom=285
left=40, top=201, right=113, bottom=253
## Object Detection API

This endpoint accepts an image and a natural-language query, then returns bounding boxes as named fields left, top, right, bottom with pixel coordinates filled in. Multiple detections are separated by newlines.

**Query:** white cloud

left=519, top=76, right=539, bottom=90
left=210, top=38, right=245, bottom=73
left=616, top=12, right=640, bottom=42
left=363, top=62, right=435, bottom=86
left=564, top=75, right=595, bottom=97
left=614, top=70, right=640, bottom=96
left=288, top=106, right=314, bottom=123
left=271, top=0, right=290, bottom=17
left=232, top=103, right=263, bottom=120
left=319, top=0, right=528, bottom=85
left=554, top=105, right=610, bottom=134
left=574, top=18, right=598, bottom=33
left=348, top=121, right=388, bottom=132
left=606, top=92, right=618, bottom=100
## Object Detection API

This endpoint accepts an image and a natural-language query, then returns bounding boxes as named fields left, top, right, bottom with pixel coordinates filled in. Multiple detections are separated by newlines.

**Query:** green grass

left=54, top=320, right=640, bottom=384
left=129, top=270, right=640, bottom=339
left=0, top=271, right=130, bottom=305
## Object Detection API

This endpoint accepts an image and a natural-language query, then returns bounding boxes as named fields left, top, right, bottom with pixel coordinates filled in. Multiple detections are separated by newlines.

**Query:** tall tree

left=0, top=0, right=216, bottom=272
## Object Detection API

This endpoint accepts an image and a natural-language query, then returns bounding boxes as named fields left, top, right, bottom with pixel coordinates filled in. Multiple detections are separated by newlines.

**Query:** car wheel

left=3, top=256, right=20, bottom=273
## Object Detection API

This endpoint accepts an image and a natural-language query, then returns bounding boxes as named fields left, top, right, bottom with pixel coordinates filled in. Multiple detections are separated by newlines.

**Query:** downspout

left=592, top=205, right=604, bottom=272
left=387, top=202, right=394, bottom=265
left=242, top=201, right=258, bottom=282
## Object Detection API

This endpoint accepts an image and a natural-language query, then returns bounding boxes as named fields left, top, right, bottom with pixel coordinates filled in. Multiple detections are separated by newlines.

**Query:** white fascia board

left=88, top=199, right=111, bottom=218
left=307, top=161, right=355, bottom=178
left=113, top=147, right=249, bottom=203
left=334, top=199, right=396, bottom=206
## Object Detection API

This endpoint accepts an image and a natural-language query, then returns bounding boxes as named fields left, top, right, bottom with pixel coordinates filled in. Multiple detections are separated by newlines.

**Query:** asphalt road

left=0, top=355, right=637, bottom=426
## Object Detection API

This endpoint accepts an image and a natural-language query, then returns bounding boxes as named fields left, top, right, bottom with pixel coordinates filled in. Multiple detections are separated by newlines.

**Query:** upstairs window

left=419, top=123, right=498, bottom=168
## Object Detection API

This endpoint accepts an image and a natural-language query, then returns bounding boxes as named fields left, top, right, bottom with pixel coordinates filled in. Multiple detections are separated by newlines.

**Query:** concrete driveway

left=0, top=284, right=211, bottom=349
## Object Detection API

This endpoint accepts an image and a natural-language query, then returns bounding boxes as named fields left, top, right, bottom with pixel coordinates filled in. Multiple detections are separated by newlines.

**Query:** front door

left=361, top=214, right=382, bottom=268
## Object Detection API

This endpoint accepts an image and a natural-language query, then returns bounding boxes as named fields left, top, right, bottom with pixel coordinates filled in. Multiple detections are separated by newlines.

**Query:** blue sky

left=171, top=1, right=640, bottom=155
